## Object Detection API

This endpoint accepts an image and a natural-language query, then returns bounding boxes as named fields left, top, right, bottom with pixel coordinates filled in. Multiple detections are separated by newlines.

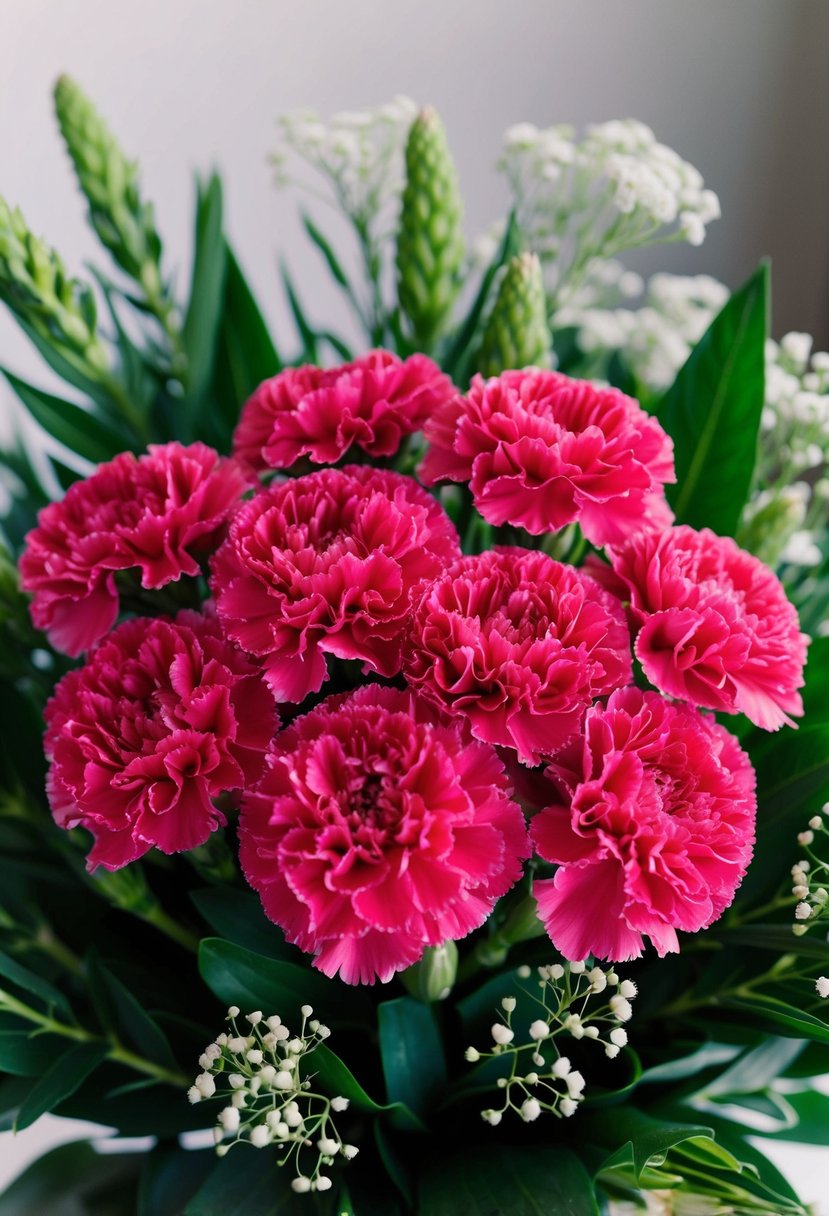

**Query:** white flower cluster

left=272, top=97, right=417, bottom=234
left=791, top=806, right=829, bottom=937
left=499, top=119, right=719, bottom=311
left=557, top=271, right=728, bottom=391
left=464, top=961, right=637, bottom=1127
left=188, top=1005, right=358, bottom=1195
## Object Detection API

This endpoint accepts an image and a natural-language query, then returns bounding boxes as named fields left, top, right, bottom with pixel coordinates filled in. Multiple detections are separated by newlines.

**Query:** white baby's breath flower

left=816, top=977, right=829, bottom=998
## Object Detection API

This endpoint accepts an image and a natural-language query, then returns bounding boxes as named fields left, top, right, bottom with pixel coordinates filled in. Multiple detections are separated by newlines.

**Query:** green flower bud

left=0, top=196, right=109, bottom=372
left=477, top=251, right=552, bottom=378
left=396, top=106, right=465, bottom=349
left=402, top=940, right=458, bottom=1003
left=497, top=895, right=547, bottom=946
left=54, top=76, right=171, bottom=327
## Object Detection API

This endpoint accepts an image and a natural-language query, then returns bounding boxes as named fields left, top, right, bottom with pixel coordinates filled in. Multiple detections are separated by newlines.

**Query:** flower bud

left=477, top=251, right=551, bottom=378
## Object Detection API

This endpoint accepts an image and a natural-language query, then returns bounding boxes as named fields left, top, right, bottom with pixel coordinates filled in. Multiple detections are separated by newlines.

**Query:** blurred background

left=1, top=0, right=828, bottom=1201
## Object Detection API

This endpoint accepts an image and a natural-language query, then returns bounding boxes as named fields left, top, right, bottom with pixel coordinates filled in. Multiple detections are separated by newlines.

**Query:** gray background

left=0, top=0, right=828, bottom=1199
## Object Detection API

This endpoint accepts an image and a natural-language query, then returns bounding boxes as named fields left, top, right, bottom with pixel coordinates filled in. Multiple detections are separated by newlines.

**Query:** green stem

left=658, top=953, right=803, bottom=1020
left=139, top=904, right=200, bottom=953
left=0, top=988, right=188, bottom=1088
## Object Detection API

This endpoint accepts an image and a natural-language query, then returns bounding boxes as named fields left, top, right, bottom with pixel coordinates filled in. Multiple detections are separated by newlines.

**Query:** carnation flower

left=238, top=685, right=529, bottom=984
left=531, top=687, right=756, bottom=962
left=211, top=466, right=460, bottom=702
left=233, top=350, right=456, bottom=471
left=609, top=525, right=808, bottom=730
left=419, top=369, right=675, bottom=545
left=404, top=548, right=632, bottom=764
left=45, top=613, right=277, bottom=870
left=20, top=442, right=248, bottom=656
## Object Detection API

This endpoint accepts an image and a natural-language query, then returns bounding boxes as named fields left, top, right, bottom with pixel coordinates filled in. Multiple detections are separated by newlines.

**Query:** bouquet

left=0, top=79, right=827, bottom=1215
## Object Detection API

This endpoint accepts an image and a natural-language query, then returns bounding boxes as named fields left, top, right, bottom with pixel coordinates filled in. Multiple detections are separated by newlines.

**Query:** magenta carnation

left=19, top=442, right=248, bottom=657
left=233, top=349, right=456, bottom=471
left=531, top=687, right=756, bottom=962
left=610, top=525, right=808, bottom=730
left=404, top=548, right=632, bottom=764
left=420, top=368, right=675, bottom=545
left=44, top=613, right=277, bottom=870
left=238, top=685, right=529, bottom=984
left=211, top=466, right=460, bottom=703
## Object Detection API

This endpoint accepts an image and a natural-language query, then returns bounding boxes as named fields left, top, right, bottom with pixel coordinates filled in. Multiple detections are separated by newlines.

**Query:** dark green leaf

left=0, top=1140, right=141, bottom=1216
left=722, top=992, right=829, bottom=1044
left=700, top=1036, right=806, bottom=1098
left=89, top=957, right=177, bottom=1069
left=183, top=174, right=226, bottom=421
left=587, top=1107, right=714, bottom=1182
left=419, top=1146, right=598, bottom=1216
left=280, top=262, right=318, bottom=362
left=1, top=369, right=126, bottom=465
left=190, top=888, right=296, bottom=960
left=15, top=1042, right=108, bottom=1130
left=184, top=1144, right=333, bottom=1215
left=759, top=1087, right=829, bottom=1144
left=715, top=924, right=829, bottom=961
left=310, top=1043, right=423, bottom=1132
left=198, top=938, right=371, bottom=1027
left=640, top=1041, right=743, bottom=1085
left=138, top=1146, right=214, bottom=1216
left=0, top=1030, right=65, bottom=1077
left=378, top=998, right=446, bottom=1119
left=802, top=636, right=829, bottom=719
left=659, top=262, right=769, bottom=534
left=0, top=947, right=72, bottom=1017
left=13, top=317, right=120, bottom=417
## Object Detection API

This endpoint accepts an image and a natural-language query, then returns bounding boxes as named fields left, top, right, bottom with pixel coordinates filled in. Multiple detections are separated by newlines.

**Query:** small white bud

left=516, top=965, right=532, bottom=979
left=532, top=1051, right=544, bottom=1067
left=524, top=1072, right=539, bottom=1084
left=619, top=980, right=638, bottom=999
left=809, top=816, right=822, bottom=830
left=798, top=830, right=815, bottom=847
left=316, top=1177, right=332, bottom=1192
left=501, top=996, right=517, bottom=1012
left=529, top=1019, right=550, bottom=1041
left=520, top=1097, right=542, bottom=1122
left=816, top=889, right=829, bottom=906
left=246, top=1049, right=264, bottom=1066
left=605, top=1044, right=621, bottom=1059
left=291, top=1177, right=312, bottom=1194
left=246, top=1011, right=263, bottom=1025
left=187, top=1086, right=201, bottom=1104
left=231, top=1092, right=246, bottom=1109
left=218, top=1106, right=240, bottom=1133
left=610, top=1028, right=628, bottom=1047
left=259, top=1065, right=276, bottom=1084
left=274, top=1070, right=294, bottom=1090
left=342, top=1144, right=359, bottom=1159
left=249, top=1124, right=270, bottom=1149
left=793, top=885, right=809, bottom=899
left=213, top=1126, right=223, bottom=1145
left=569, top=960, right=586, bottom=974
left=465, top=1047, right=481, bottom=1062
left=817, top=976, right=829, bottom=998
left=287, top=1038, right=304, bottom=1054
left=227, top=1006, right=240, bottom=1018
left=317, top=1024, right=331, bottom=1039
left=588, top=968, right=607, bottom=993
left=300, top=1004, right=313, bottom=1017
left=266, top=1015, right=282, bottom=1031
left=795, top=902, right=813, bottom=921
left=195, top=1073, right=216, bottom=1098
left=610, top=996, right=633, bottom=1022
left=481, top=1109, right=502, bottom=1126
left=227, top=1037, right=248, bottom=1054
left=549, top=964, right=565, bottom=980
left=215, top=1144, right=229, bottom=1157
left=552, top=1056, right=571, bottom=1078
left=792, top=924, right=808, bottom=937
left=491, top=1023, right=514, bottom=1045
left=318, top=1137, right=339, bottom=1156
left=566, top=1070, right=586, bottom=1098
left=606, top=971, right=619, bottom=986
left=228, top=1073, right=246, bottom=1090
left=284, top=1104, right=304, bottom=1127
left=583, top=1025, right=599, bottom=1039
left=560, top=1097, right=578, bottom=1117
left=331, top=1096, right=350, bottom=1112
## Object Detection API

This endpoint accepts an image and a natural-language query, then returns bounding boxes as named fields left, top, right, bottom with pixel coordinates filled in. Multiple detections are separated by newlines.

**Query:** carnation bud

left=403, top=939, right=459, bottom=1003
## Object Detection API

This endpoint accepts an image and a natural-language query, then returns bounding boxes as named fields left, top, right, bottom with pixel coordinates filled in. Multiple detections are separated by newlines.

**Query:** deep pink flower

left=404, top=548, right=632, bottom=764
left=211, top=466, right=460, bottom=703
left=420, top=369, right=675, bottom=545
left=19, top=443, right=248, bottom=656
left=238, top=685, right=529, bottom=984
left=610, top=526, right=808, bottom=730
left=233, top=350, right=456, bottom=471
left=44, top=613, right=277, bottom=870
left=532, top=687, right=756, bottom=962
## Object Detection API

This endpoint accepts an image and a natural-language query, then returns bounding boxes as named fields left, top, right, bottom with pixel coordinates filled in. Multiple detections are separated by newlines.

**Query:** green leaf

left=715, top=924, right=829, bottom=961
left=443, top=211, right=520, bottom=383
left=700, top=1036, right=806, bottom=1098
left=13, top=317, right=119, bottom=416
left=760, top=1087, right=829, bottom=1144
left=639, top=1040, right=744, bottom=1085
left=0, top=1030, right=65, bottom=1077
left=198, top=938, right=371, bottom=1027
left=378, top=998, right=446, bottom=1118
left=310, top=1043, right=424, bottom=1132
left=15, top=1042, right=108, bottom=1130
left=138, top=1146, right=214, bottom=1216
left=587, top=1107, right=714, bottom=1182
left=802, top=636, right=829, bottom=719
left=722, top=992, right=829, bottom=1044
left=659, top=262, right=769, bottom=534
left=183, top=174, right=226, bottom=421
left=190, top=888, right=296, bottom=960
left=90, top=957, right=178, bottom=1069
left=280, top=262, right=318, bottom=362
left=0, top=948, right=72, bottom=1018
left=1, top=368, right=126, bottom=464
left=0, top=1140, right=141, bottom=1215
left=419, top=1146, right=598, bottom=1216
left=184, top=1144, right=333, bottom=1215
left=302, top=213, right=367, bottom=334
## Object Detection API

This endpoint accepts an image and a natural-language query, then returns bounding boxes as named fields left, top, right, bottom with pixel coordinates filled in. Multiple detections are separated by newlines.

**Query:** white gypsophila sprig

left=790, top=806, right=829, bottom=937
left=555, top=270, right=728, bottom=392
left=464, top=961, right=637, bottom=1127
left=499, top=118, right=719, bottom=313
left=272, top=97, right=417, bottom=239
left=188, top=1005, right=358, bottom=1195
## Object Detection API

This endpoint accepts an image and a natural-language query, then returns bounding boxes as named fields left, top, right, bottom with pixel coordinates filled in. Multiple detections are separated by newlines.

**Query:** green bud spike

left=477, top=251, right=552, bottom=378
left=0, top=195, right=109, bottom=373
left=54, top=75, right=172, bottom=330
left=396, top=106, right=465, bottom=350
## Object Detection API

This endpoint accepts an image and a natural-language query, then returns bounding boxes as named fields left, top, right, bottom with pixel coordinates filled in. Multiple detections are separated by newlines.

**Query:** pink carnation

left=404, top=548, right=632, bottom=764
left=238, top=685, right=529, bottom=984
left=44, top=613, right=277, bottom=870
left=211, top=466, right=460, bottom=703
left=20, top=443, right=248, bottom=656
left=610, top=525, right=808, bottom=730
left=420, top=369, right=675, bottom=545
left=233, top=350, right=456, bottom=470
left=531, top=687, right=756, bottom=962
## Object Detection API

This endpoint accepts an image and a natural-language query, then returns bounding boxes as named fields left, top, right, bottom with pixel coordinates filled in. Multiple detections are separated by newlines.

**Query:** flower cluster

left=531, top=688, right=756, bottom=962
left=239, top=685, right=528, bottom=984
left=233, top=350, right=455, bottom=471
left=189, top=1005, right=356, bottom=1194
left=19, top=442, right=247, bottom=656
left=44, top=613, right=277, bottom=869
left=421, top=369, right=676, bottom=544
left=499, top=119, right=719, bottom=310
left=791, top=806, right=829, bottom=937
left=465, top=961, right=637, bottom=1125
